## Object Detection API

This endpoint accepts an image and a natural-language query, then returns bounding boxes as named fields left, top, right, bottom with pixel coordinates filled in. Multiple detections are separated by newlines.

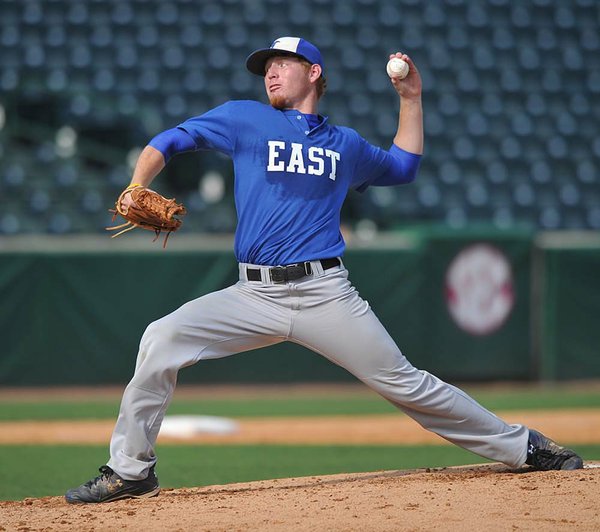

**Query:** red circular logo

left=445, top=244, right=515, bottom=335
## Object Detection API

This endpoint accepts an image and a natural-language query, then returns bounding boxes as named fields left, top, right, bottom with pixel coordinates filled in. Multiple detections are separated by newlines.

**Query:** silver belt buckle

left=269, top=266, right=287, bottom=283
left=269, top=262, right=313, bottom=283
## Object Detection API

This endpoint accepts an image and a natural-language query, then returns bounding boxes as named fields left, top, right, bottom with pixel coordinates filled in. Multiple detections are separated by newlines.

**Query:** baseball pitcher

left=66, top=37, right=583, bottom=503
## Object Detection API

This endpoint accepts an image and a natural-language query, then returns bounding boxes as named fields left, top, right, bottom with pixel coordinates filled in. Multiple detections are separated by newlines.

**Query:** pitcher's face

left=264, top=56, right=314, bottom=110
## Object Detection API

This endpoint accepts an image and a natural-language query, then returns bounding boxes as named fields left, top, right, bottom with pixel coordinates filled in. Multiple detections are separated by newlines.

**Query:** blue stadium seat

left=0, top=212, right=22, bottom=235
left=3, top=162, right=26, bottom=187
left=586, top=207, right=600, bottom=229
left=29, top=189, right=52, bottom=214
left=539, top=206, right=562, bottom=229
left=576, top=160, right=597, bottom=184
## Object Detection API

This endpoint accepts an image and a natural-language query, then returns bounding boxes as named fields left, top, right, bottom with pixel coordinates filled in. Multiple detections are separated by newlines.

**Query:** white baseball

left=386, top=57, right=409, bottom=79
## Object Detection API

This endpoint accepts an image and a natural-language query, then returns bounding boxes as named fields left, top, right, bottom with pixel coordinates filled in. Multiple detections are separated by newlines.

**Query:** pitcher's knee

left=141, top=317, right=181, bottom=350
left=136, top=318, right=184, bottom=370
left=131, top=320, right=182, bottom=388
left=366, top=367, right=435, bottom=403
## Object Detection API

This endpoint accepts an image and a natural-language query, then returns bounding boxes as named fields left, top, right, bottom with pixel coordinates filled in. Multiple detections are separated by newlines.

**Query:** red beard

left=268, top=94, right=288, bottom=110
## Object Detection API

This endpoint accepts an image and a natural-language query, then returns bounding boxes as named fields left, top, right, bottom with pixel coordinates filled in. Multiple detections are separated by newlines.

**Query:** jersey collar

left=281, top=109, right=329, bottom=135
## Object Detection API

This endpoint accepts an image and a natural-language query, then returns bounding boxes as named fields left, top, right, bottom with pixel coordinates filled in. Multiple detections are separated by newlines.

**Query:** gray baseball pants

left=108, top=259, right=529, bottom=480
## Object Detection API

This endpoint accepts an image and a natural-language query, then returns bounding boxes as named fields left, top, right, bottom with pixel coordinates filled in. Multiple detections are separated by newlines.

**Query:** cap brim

left=245, top=49, right=303, bottom=76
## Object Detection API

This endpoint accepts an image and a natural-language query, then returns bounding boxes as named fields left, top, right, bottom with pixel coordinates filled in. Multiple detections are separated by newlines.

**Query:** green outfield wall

left=532, top=233, right=600, bottom=381
left=0, top=230, right=598, bottom=385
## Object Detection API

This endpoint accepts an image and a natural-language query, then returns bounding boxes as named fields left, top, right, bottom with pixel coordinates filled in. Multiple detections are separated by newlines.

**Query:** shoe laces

left=99, top=465, right=115, bottom=477
left=530, top=447, right=570, bottom=469
left=85, top=465, right=115, bottom=487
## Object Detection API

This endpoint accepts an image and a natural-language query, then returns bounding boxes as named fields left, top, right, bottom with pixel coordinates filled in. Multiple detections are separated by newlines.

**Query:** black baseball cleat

left=65, top=465, right=160, bottom=503
left=525, top=429, right=584, bottom=471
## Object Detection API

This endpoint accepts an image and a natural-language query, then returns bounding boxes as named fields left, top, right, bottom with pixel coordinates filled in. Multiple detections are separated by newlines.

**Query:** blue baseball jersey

left=178, top=100, right=419, bottom=265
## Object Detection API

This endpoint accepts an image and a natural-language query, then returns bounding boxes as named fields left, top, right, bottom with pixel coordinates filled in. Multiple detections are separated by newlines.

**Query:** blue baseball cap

left=246, top=36, right=324, bottom=76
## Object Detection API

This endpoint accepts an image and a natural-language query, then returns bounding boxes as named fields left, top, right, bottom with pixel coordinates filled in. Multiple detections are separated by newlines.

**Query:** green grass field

left=1, top=385, right=599, bottom=501
left=2, top=387, right=600, bottom=421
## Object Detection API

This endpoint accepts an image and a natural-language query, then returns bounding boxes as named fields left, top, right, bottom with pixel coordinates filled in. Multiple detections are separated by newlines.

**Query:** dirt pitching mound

left=2, top=463, right=599, bottom=531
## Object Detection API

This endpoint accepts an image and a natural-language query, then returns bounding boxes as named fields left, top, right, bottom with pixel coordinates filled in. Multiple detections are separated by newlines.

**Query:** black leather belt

left=246, top=258, right=340, bottom=283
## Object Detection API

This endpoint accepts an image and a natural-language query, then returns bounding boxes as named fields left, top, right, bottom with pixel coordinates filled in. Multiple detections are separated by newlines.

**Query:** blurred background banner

left=418, top=229, right=533, bottom=381
left=0, top=0, right=599, bottom=385
left=2, top=230, right=600, bottom=385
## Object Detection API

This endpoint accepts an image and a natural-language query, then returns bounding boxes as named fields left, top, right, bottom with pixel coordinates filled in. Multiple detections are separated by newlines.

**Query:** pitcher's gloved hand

left=106, top=185, right=186, bottom=247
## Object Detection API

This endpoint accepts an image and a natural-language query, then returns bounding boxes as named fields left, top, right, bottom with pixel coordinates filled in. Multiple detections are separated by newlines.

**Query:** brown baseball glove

left=106, top=186, right=187, bottom=247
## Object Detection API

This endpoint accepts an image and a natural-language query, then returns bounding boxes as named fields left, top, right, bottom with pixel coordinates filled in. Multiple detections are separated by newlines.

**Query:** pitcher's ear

left=310, top=64, right=322, bottom=82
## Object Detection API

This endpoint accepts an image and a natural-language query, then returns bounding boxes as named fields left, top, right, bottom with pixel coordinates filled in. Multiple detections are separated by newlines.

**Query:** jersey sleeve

left=177, top=101, right=237, bottom=156
left=351, top=134, right=393, bottom=192
left=352, top=135, right=421, bottom=192
left=148, top=127, right=198, bottom=163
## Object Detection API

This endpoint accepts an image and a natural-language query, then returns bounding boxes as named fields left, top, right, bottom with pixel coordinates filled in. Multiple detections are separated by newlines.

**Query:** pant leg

left=108, top=282, right=289, bottom=479
left=289, top=268, right=529, bottom=468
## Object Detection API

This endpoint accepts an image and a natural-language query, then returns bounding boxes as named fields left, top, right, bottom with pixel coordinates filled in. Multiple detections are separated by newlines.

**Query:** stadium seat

left=0, top=0, right=598, bottom=233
